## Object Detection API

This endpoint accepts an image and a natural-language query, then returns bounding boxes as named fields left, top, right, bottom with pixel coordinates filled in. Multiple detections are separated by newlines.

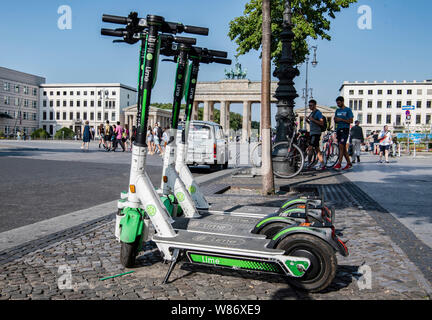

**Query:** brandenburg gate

left=193, top=79, right=277, bottom=141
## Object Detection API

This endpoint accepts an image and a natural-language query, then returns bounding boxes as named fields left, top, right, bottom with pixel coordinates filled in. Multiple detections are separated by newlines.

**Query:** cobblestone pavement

left=0, top=171, right=431, bottom=300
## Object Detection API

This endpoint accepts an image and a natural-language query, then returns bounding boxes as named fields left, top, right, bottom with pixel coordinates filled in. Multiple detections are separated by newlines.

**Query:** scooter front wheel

left=278, top=234, right=337, bottom=293
left=120, top=238, right=140, bottom=268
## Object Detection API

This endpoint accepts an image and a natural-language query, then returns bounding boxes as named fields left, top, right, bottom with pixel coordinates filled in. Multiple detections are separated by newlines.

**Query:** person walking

left=112, top=122, right=125, bottom=152
left=153, top=122, right=163, bottom=155
left=372, top=130, right=379, bottom=155
left=81, top=120, right=92, bottom=151
left=131, top=125, right=136, bottom=151
left=378, top=125, right=392, bottom=163
left=162, top=126, right=170, bottom=153
left=350, top=120, right=364, bottom=163
left=147, top=125, right=154, bottom=155
left=98, top=124, right=105, bottom=149
left=305, top=99, right=326, bottom=170
left=123, top=125, right=130, bottom=152
left=104, top=120, right=112, bottom=151
left=333, top=96, right=353, bottom=170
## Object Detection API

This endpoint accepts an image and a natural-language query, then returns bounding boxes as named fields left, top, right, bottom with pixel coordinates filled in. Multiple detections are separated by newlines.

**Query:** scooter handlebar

left=183, top=25, right=209, bottom=36
left=101, top=28, right=126, bottom=37
left=172, top=36, right=197, bottom=45
left=102, top=14, right=129, bottom=25
left=206, top=49, right=228, bottom=58
left=212, top=57, right=232, bottom=65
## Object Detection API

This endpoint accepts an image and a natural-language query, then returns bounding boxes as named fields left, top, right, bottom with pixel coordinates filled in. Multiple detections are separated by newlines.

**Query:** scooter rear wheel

left=278, top=234, right=337, bottom=293
left=259, top=222, right=291, bottom=239
left=120, top=238, right=140, bottom=268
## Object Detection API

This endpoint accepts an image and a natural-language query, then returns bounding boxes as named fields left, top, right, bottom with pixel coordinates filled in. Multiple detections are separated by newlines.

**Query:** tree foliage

left=228, top=0, right=357, bottom=65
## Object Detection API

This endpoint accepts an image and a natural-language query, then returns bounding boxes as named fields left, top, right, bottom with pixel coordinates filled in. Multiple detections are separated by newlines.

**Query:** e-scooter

left=102, top=11, right=348, bottom=293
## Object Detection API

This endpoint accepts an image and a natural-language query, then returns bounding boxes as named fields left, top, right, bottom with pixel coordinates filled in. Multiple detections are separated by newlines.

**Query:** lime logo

left=146, top=53, right=153, bottom=61
left=191, top=79, right=196, bottom=84
left=176, top=192, right=185, bottom=202
left=189, top=185, right=196, bottom=194
left=178, top=74, right=183, bottom=80
left=146, top=205, right=157, bottom=216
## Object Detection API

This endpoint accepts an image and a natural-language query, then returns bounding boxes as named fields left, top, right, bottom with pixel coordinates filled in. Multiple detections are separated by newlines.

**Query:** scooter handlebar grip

left=207, top=49, right=228, bottom=58
left=213, top=58, right=232, bottom=65
left=173, top=36, right=197, bottom=45
left=102, top=14, right=129, bottom=25
left=101, top=28, right=125, bottom=37
left=183, top=25, right=209, bottom=36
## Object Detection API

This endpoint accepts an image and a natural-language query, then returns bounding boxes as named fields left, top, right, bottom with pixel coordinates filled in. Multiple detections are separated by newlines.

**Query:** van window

left=215, top=126, right=225, bottom=139
left=189, top=124, right=211, bottom=139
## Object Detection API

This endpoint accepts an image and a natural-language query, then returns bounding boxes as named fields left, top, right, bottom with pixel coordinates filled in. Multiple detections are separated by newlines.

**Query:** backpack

left=105, top=124, right=110, bottom=136
left=157, top=126, right=163, bottom=139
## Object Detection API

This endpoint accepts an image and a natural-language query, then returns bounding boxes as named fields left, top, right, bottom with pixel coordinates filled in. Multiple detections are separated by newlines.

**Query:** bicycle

left=322, top=130, right=339, bottom=168
left=250, top=125, right=305, bottom=179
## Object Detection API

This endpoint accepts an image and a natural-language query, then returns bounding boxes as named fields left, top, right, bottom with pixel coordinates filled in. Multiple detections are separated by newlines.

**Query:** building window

left=56, top=112, right=60, bottom=120
left=24, top=99, right=29, bottom=107
left=353, top=100, right=358, bottom=111
left=97, top=112, right=102, bottom=121
left=111, top=112, right=116, bottom=121
left=91, top=91, right=95, bottom=96
left=14, top=97, right=20, bottom=106
left=90, top=101, right=94, bottom=107
left=4, top=96, right=10, bottom=105
left=23, top=86, right=29, bottom=94
left=378, top=90, right=383, bottom=95
left=376, top=114, right=382, bottom=124
left=90, top=112, right=94, bottom=121
left=63, top=100, right=67, bottom=107
left=349, top=100, right=353, bottom=108
left=349, top=90, right=354, bottom=95
left=98, top=101, right=102, bottom=107
left=83, top=112, right=87, bottom=120
left=112, top=101, right=116, bottom=107
left=32, top=113, right=37, bottom=121
left=407, top=89, right=412, bottom=95
left=43, top=91, right=47, bottom=96
left=112, top=91, right=116, bottom=96
left=50, top=91, right=54, bottom=96
left=32, top=101, right=37, bottom=108
left=377, top=101, right=382, bottom=109
left=70, top=112, right=73, bottom=120
left=417, top=101, right=422, bottom=109
left=63, top=112, right=67, bottom=120
left=56, top=91, right=60, bottom=96
left=49, top=100, right=53, bottom=107
left=70, top=100, right=74, bottom=107
left=3, top=82, right=10, bottom=91
left=70, top=91, right=74, bottom=96
left=387, top=90, right=392, bottom=95
left=397, top=89, right=402, bottom=95
left=23, top=112, right=28, bottom=120
left=50, top=112, right=54, bottom=120
left=33, top=88, right=37, bottom=96
left=84, top=91, right=87, bottom=96
left=15, top=85, right=20, bottom=93
left=76, top=112, right=80, bottom=120
left=416, top=115, right=421, bottom=124
left=77, top=91, right=81, bottom=96
left=386, top=115, right=391, bottom=124
left=387, top=101, right=392, bottom=109
left=43, top=112, right=47, bottom=120
left=396, top=114, right=401, bottom=125
left=77, top=101, right=81, bottom=107
left=358, top=100, right=362, bottom=111
left=397, top=101, right=402, bottom=108
left=357, top=114, right=363, bottom=124
left=367, top=101, right=372, bottom=109
left=426, top=115, right=431, bottom=124
left=56, top=100, right=60, bottom=107
left=427, top=89, right=432, bottom=95
left=417, top=89, right=423, bottom=95
left=407, top=100, right=412, bottom=107
left=427, top=101, right=432, bottom=109
left=84, top=100, right=87, bottom=107
left=359, top=90, right=363, bottom=95
left=104, top=112, right=108, bottom=121
left=367, top=114, right=372, bottom=124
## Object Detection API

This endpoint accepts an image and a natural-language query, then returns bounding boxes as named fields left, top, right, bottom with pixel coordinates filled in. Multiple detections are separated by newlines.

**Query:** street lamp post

left=272, top=0, right=299, bottom=173
left=302, top=46, right=318, bottom=130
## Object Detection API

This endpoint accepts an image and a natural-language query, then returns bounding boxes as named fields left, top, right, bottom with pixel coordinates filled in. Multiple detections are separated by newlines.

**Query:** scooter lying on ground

left=102, top=11, right=348, bottom=293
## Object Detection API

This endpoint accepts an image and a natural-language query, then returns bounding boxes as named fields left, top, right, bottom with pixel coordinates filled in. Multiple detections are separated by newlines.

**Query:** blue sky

left=1, top=0, right=431, bottom=124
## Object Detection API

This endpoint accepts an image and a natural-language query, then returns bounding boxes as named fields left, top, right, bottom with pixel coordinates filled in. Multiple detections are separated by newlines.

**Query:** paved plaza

left=0, top=142, right=431, bottom=300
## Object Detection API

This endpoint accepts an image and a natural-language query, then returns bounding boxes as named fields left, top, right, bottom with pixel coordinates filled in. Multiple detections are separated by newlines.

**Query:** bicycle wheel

left=273, top=142, right=305, bottom=179
left=304, top=147, right=318, bottom=170
left=324, top=143, right=339, bottom=168
left=250, top=142, right=262, bottom=168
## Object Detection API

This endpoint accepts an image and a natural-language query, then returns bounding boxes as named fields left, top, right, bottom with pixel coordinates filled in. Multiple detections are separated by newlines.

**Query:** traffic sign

left=402, top=105, right=415, bottom=111
left=405, top=110, right=411, bottom=116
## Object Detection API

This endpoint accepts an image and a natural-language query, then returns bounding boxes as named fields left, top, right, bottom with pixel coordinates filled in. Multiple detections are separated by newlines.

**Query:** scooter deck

left=172, top=213, right=266, bottom=239
left=153, top=229, right=284, bottom=256
left=198, top=206, right=278, bottom=218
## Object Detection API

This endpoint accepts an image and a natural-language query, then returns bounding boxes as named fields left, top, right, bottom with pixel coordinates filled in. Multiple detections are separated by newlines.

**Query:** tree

left=228, top=0, right=357, bottom=65
left=54, top=127, right=75, bottom=140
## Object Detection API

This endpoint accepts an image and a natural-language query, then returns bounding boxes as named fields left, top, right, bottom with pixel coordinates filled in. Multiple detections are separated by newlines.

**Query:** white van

left=177, top=121, right=228, bottom=170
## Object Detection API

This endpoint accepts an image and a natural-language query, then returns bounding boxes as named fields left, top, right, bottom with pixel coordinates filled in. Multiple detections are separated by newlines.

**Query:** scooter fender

left=251, top=214, right=299, bottom=234
left=279, top=208, right=309, bottom=220
left=119, top=208, right=144, bottom=244
left=267, top=226, right=349, bottom=257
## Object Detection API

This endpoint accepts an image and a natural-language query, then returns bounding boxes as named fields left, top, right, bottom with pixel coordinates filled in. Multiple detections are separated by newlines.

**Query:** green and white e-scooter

left=102, top=11, right=348, bottom=292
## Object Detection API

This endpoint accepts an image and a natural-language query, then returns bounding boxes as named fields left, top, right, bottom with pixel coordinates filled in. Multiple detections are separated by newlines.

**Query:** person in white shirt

left=378, top=125, right=392, bottom=163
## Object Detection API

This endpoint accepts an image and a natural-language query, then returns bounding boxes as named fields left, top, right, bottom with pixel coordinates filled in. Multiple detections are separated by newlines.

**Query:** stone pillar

left=209, top=101, right=215, bottom=122
left=242, top=101, right=252, bottom=143
left=220, top=101, right=230, bottom=137
left=192, top=101, right=199, bottom=120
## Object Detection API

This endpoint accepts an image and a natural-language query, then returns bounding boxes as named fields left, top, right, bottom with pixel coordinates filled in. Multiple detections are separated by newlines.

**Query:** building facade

left=0, top=67, right=46, bottom=136
left=123, top=105, right=173, bottom=130
left=39, top=83, right=137, bottom=137
left=340, top=80, right=432, bottom=135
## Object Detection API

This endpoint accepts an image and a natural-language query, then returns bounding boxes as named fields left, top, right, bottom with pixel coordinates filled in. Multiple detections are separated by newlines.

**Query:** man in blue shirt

left=306, top=99, right=326, bottom=170
left=334, top=96, right=353, bottom=170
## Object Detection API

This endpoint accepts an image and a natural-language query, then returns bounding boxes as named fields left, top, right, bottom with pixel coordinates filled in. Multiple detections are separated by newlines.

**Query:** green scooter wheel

left=278, top=234, right=337, bottom=293
left=120, top=238, right=140, bottom=268
left=258, top=222, right=289, bottom=239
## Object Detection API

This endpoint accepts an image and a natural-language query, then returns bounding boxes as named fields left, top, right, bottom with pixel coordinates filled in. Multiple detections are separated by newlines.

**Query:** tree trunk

left=261, top=0, right=275, bottom=195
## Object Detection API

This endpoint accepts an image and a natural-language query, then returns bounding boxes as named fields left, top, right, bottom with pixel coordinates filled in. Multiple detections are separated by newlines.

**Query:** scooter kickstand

left=162, top=249, right=180, bottom=284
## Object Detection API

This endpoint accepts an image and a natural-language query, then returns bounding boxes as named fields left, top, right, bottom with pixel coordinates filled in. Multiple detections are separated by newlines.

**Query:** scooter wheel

left=278, top=234, right=337, bottom=293
left=259, top=222, right=290, bottom=239
left=120, top=238, right=140, bottom=268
